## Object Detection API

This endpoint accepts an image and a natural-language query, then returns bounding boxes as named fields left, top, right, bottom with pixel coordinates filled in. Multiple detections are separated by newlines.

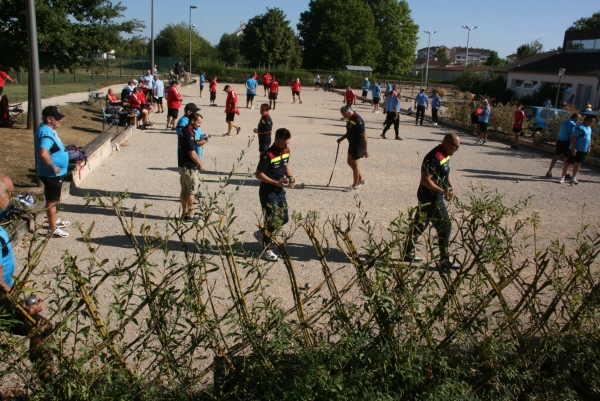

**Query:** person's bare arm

left=285, top=164, right=295, bottom=188
left=188, top=151, right=205, bottom=171
left=196, top=139, right=207, bottom=146
left=420, top=170, right=446, bottom=195
left=255, top=171, right=285, bottom=187
left=5, top=75, right=14, bottom=84
left=361, top=131, right=369, bottom=158
left=0, top=264, right=11, bottom=294
left=39, top=149, right=61, bottom=175
left=571, top=135, right=577, bottom=155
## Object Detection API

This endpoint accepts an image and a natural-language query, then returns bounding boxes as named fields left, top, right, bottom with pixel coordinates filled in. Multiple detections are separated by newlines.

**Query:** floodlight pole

left=189, top=5, right=197, bottom=77
left=462, top=25, right=477, bottom=66
left=424, top=30, right=436, bottom=89
left=555, top=68, right=566, bottom=108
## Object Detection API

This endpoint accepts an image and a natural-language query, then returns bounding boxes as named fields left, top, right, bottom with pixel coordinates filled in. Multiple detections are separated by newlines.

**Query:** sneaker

left=375, top=110, right=379, bottom=113
left=380, top=133, right=387, bottom=139
left=403, top=253, right=423, bottom=263
left=184, top=214, right=202, bottom=223
left=263, top=249, right=279, bottom=262
left=223, top=133, right=232, bottom=137
left=253, top=230, right=263, bottom=244
left=358, top=179, right=367, bottom=186
left=236, top=127, right=241, bottom=135
left=372, top=110, right=376, bottom=113
left=475, top=140, right=482, bottom=145
left=395, top=136, right=403, bottom=140
left=433, top=122, right=438, bottom=126
left=558, top=176, right=565, bottom=184
left=545, top=171, right=552, bottom=178
left=50, top=227, right=69, bottom=238
left=56, top=218, right=71, bottom=228
left=439, top=259, right=461, bottom=271
left=251, top=106, right=254, bottom=109
left=482, top=141, right=487, bottom=145
left=571, top=177, right=579, bottom=185
left=565, top=173, right=572, bottom=179
left=343, top=186, right=359, bottom=193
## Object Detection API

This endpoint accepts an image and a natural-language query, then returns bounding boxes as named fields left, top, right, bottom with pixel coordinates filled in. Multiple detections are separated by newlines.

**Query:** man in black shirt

left=177, top=113, right=206, bottom=222
left=255, top=128, right=295, bottom=261
left=404, top=133, right=461, bottom=270
left=337, top=105, right=369, bottom=193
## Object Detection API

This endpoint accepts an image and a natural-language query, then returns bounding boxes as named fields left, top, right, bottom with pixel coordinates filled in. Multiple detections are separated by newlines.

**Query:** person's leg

left=381, top=113, right=393, bottom=137
left=404, top=203, right=432, bottom=257
left=347, top=155, right=361, bottom=187
left=430, top=200, right=452, bottom=262
left=432, top=108, right=438, bottom=123
left=298, top=92, right=302, bottom=103
left=560, top=161, right=571, bottom=178
left=393, top=116, right=400, bottom=137
left=46, top=200, right=58, bottom=232
left=227, top=121, right=234, bottom=135
left=572, top=161, right=582, bottom=178
left=419, top=106, right=425, bottom=125
left=547, top=155, right=560, bottom=173
left=514, top=131, right=519, bottom=148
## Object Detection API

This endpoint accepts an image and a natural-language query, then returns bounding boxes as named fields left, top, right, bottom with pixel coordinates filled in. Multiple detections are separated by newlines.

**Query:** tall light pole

left=555, top=68, right=566, bottom=108
left=151, top=0, right=154, bottom=75
left=189, top=5, right=197, bottom=78
left=423, top=30, right=436, bottom=89
left=462, top=25, right=477, bottom=66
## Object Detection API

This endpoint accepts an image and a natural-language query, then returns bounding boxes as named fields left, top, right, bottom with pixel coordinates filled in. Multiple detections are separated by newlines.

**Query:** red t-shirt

left=291, top=81, right=301, bottom=92
left=262, top=73, right=272, bottom=85
left=513, top=109, right=526, bottom=128
left=167, top=86, right=182, bottom=109
left=252, top=73, right=258, bottom=81
left=0, top=71, right=8, bottom=87
left=107, top=92, right=118, bottom=103
left=129, top=92, right=143, bottom=109
left=225, top=90, right=238, bottom=113
left=269, top=81, right=279, bottom=93
left=209, top=79, right=217, bottom=92
left=344, top=90, right=356, bottom=104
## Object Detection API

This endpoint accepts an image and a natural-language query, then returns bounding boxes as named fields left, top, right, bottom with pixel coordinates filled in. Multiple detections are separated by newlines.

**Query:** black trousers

left=405, top=198, right=451, bottom=261
left=416, top=105, right=426, bottom=125
left=259, top=188, right=289, bottom=248
left=432, top=108, right=439, bottom=123
left=382, top=112, right=399, bottom=137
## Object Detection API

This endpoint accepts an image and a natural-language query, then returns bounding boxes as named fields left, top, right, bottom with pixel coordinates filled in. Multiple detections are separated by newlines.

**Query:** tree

left=568, top=11, right=600, bottom=30
left=365, top=0, right=418, bottom=75
left=154, top=23, right=218, bottom=70
left=516, top=40, right=543, bottom=60
left=0, top=0, right=143, bottom=72
left=114, top=36, right=149, bottom=57
left=298, top=0, right=380, bottom=70
left=241, top=8, right=302, bottom=69
left=435, top=46, right=451, bottom=64
left=217, top=33, right=245, bottom=67
left=484, top=50, right=504, bottom=67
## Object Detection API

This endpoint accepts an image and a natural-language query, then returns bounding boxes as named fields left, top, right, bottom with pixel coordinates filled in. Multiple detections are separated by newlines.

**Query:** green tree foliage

left=454, top=66, right=515, bottom=104
left=484, top=50, right=504, bottom=66
left=568, top=10, right=600, bottom=30
left=0, top=0, right=143, bottom=72
left=516, top=40, right=544, bottom=60
left=435, top=46, right=451, bottom=64
left=154, top=22, right=218, bottom=69
left=114, top=36, right=149, bottom=57
left=217, top=33, right=245, bottom=67
left=366, top=0, right=418, bottom=75
left=241, top=8, right=302, bottom=69
left=298, top=0, right=381, bottom=70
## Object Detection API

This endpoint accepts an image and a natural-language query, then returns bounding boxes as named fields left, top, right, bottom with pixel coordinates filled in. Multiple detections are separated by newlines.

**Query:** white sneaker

left=571, top=177, right=579, bottom=185
left=251, top=106, right=254, bottom=109
left=50, top=227, right=69, bottom=238
left=475, top=140, right=482, bottom=145
left=263, top=249, right=279, bottom=262
left=375, top=111, right=379, bottom=113
left=56, top=218, right=71, bottom=228
left=558, top=176, right=565, bottom=184
left=358, top=180, right=367, bottom=186
left=201, top=95, right=204, bottom=98
left=343, top=186, right=359, bottom=192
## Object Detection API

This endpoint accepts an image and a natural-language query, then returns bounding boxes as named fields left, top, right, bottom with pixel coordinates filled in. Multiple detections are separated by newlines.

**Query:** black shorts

left=147, top=89, right=153, bottom=97
left=269, top=93, right=277, bottom=100
left=167, top=108, right=179, bottom=119
left=555, top=140, right=570, bottom=157
left=512, top=127, right=522, bottom=134
left=471, top=115, right=479, bottom=125
left=373, top=97, right=380, bottom=104
left=0, top=86, right=3, bottom=96
left=156, top=97, right=163, bottom=105
left=568, top=151, right=587, bottom=164
left=258, top=134, right=272, bottom=153
left=210, top=92, right=216, bottom=101
left=200, top=84, right=204, bottom=90
left=226, top=113, right=235, bottom=122
left=263, top=84, right=270, bottom=90
left=362, top=90, right=368, bottom=97
left=247, top=94, right=255, bottom=102
left=348, top=143, right=364, bottom=160
left=39, top=175, right=64, bottom=202
left=479, top=122, right=488, bottom=133
left=292, top=91, right=300, bottom=96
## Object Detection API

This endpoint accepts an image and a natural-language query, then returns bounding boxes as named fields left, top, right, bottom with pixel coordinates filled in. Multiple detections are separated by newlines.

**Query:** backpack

left=65, top=145, right=87, bottom=166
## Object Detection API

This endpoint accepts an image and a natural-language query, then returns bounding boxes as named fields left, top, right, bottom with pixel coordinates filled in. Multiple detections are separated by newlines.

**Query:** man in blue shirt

left=153, top=75, right=165, bottom=114
left=362, top=78, right=370, bottom=102
left=476, top=99, right=491, bottom=145
left=546, top=113, right=578, bottom=178
left=380, top=85, right=402, bottom=140
left=414, top=88, right=429, bottom=126
left=199, top=71, right=206, bottom=98
left=245, top=74, right=258, bottom=109
left=431, top=90, right=441, bottom=126
left=141, top=70, right=154, bottom=104
left=371, top=81, right=382, bottom=113
left=559, top=114, right=595, bottom=185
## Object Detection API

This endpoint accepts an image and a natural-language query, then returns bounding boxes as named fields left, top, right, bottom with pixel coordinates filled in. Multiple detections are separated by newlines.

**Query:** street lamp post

left=151, top=0, right=154, bottom=75
left=189, top=5, right=197, bottom=79
left=555, top=68, right=566, bottom=108
left=595, top=73, right=600, bottom=110
left=423, top=30, right=436, bottom=89
left=462, top=25, right=477, bottom=66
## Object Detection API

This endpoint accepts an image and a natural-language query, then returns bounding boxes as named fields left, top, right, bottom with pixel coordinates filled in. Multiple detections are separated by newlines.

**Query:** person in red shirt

left=209, top=76, right=218, bottom=106
left=0, top=70, right=14, bottom=96
left=223, top=85, right=240, bottom=137
left=290, top=78, right=302, bottom=104
left=129, top=87, right=150, bottom=129
left=262, top=71, right=272, bottom=96
left=252, top=71, right=258, bottom=82
left=512, top=104, right=526, bottom=150
left=269, top=77, right=279, bottom=110
left=105, top=88, right=122, bottom=106
left=167, top=80, right=183, bottom=129
left=344, top=86, right=356, bottom=106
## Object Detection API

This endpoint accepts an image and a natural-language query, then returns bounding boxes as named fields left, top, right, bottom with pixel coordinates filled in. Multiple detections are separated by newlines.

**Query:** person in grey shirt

left=153, top=75, right=165, bottom=114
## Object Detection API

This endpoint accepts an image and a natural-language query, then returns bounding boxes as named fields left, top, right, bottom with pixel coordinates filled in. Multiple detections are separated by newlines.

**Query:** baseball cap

left=223, top=85, right=230, bottom=91
left=184, top=103, right=200, bottom=112
left=133, top=87, right=140, bottom=91
left=42, top=106, right=65, bottom=120
left=365, top=77, right=369, bottom=81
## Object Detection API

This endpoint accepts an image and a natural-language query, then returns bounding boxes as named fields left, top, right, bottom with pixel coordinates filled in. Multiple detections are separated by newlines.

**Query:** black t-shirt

left=257, top=145, right=290, bottom=198
left=345, top=112, right=365, bottom=145
left=417, top=145, right=451, bottom=203
left=177, top=125, right=199, bottom=170
left=257, top=114, right=273, bottom=134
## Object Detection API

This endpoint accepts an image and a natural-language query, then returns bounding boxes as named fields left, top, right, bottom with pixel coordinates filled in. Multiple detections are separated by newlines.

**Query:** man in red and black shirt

left=337, top=105, right=369, bottom=192
left=262, top=71, right=272, bottom=96
left=167, top=80, right=183, bottom=129
left=290, top=78, right=302, bottom=104
left=269, top=77, right=279, bottom=110
left=255, top=128, right=294, bottom=262
left=223, top=85, right=240, bottom=137
left=511, top=104, right=526, bottom=150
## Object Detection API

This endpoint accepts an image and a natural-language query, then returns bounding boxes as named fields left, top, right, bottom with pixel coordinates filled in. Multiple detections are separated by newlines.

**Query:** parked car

left=521, top=106, right=570, bottom=135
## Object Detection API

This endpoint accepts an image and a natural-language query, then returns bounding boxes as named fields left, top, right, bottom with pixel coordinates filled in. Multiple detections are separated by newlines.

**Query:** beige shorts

left=179, top=167, right=201, bottom=195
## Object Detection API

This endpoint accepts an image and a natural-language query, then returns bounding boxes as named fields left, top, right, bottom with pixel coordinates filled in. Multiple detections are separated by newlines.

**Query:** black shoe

left=403, top=254, right=423, bottom=263
left=439, top=259, right=460, bottom=271
left=565, top=173, right=572, bottom=179
left=395, top=136, right=403, bottom=140
left=380, top=134, right=387, bottom=139
left=545, top=171, right=552, bottom=178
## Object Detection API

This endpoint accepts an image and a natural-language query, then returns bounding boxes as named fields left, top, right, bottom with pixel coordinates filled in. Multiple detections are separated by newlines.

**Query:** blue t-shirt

left=154, top=80, right=164, bottom=98
left=176, top=115, right=203, bottom=158
left=386, top=84, right=393, bottom=94
left=35, top=124, right=69, bottom=177
left=200, top=74, right=205, bottom=86
left=431, top=94, right=441, bottom=109
left=416, top=93, right=429, bottom=107
left=478, top=106, right=491, bottom=123
left=385, top=94, right=400, bottom=113
left=246, top=78, right=258, bottom=94
left=363, top=81, right=370, bottom=90
left=557, top=119, right=576, bottom=141
left=372, top=84, right=381, bottom=98
left=0, top=226, right=15, bottom=288
left=141, top=74, right=154, bottom=89
left=570, top=123, right=592, bottom=152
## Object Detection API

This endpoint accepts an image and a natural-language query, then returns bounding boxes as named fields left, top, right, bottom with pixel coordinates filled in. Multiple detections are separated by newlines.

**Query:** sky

left=115, top=0, right=595, bottom=59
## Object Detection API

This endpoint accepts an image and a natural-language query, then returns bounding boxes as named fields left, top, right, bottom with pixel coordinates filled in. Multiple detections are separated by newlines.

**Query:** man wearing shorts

left=314, top=74, right=320, bottom=90
left=34, top=106, right=71, bottom=238
left=245, top=74, right=258, bottom=109
left=269, top=77, right=279, bottom=110
left=362, top=78, right=370, bottom=102
left=343, top=86, right=357, bottom=108
left=511, top=104, right=526, bottom=150
left=254, top=103, right=273, bottom=157
left=178, top=112, right=206, bottom=222
left=559, top=114, right=595, bottom=185
left=262, top=71, right=272, bottom=96
left=209, top=76, right=218, bottom=106
left=199, top=71, right=206, bottom=97
left=546, top=113, right=578, bottom=178
left=371, top=81, right=381, bottom=113
left=223, top=85, right=240, bottom=137
left=337, top=105, right=369, bottom=192
left=153, top=75, right=165, bottom=113
left=166, top=80, right=182, bottom=130
left=475, top=100, right=491, bottom=145
left=254, top=128, right=295, bottom=262
left=291, top=78, right=302, bottom=104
